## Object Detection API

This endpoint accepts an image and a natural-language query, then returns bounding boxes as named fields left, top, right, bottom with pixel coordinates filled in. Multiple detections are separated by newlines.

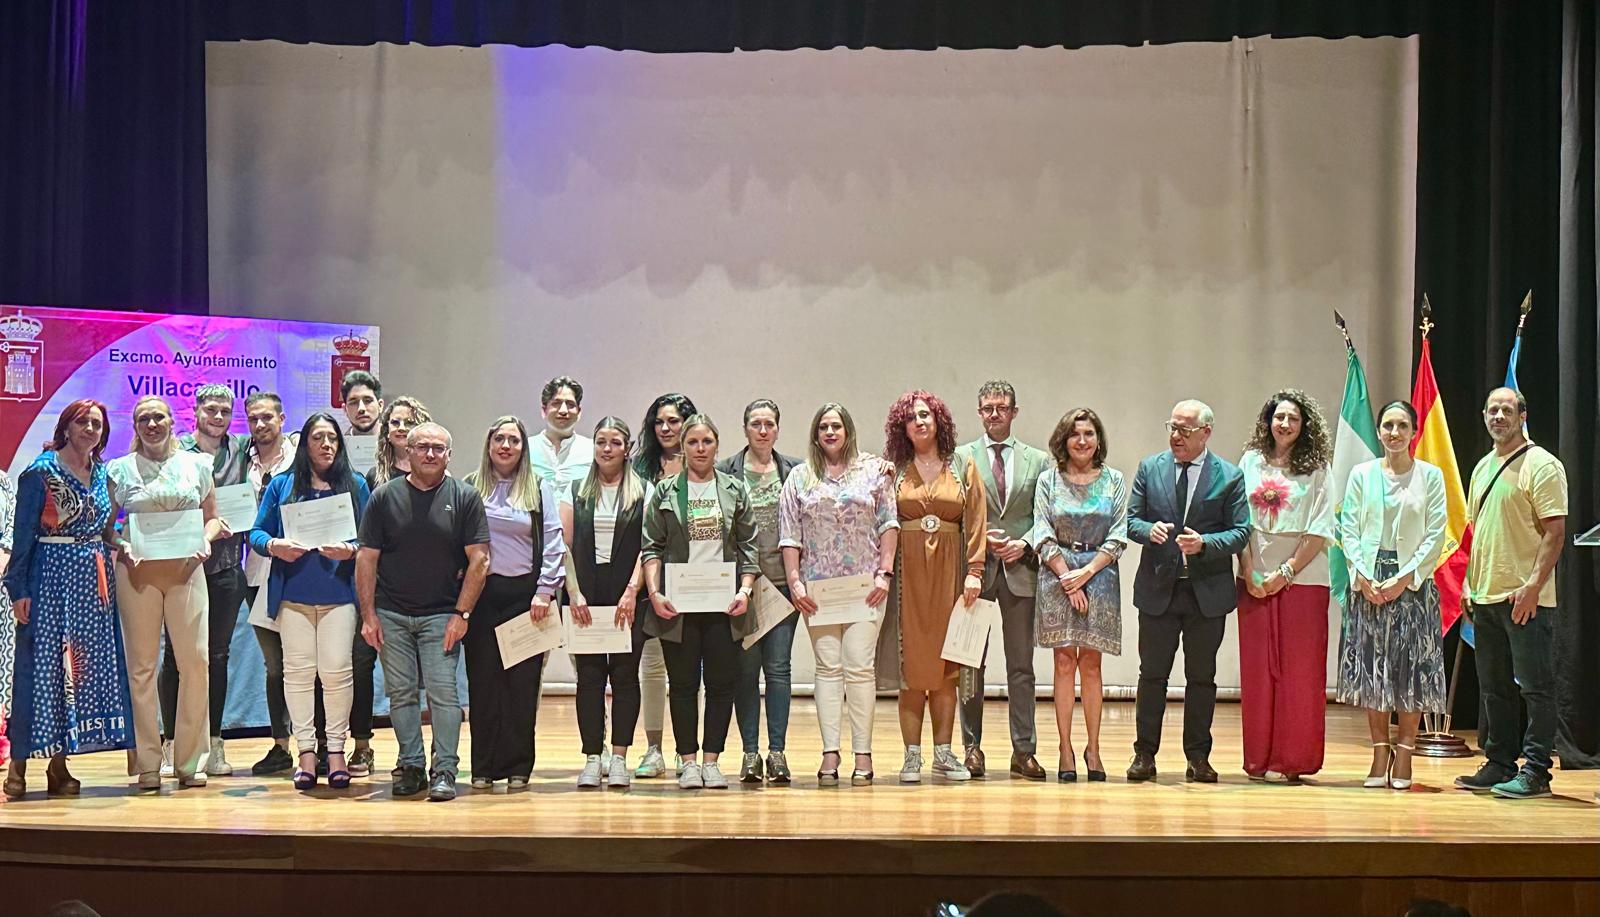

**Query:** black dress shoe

left=1126, top=752, right=1157, bottom=782
left=391, top=765, right=428, bottom=798
left=427, top=771, right=457, bottom=802
left=251, top=744, right=294, bottom=776
left=1186, top=758, right=1218, bottom=783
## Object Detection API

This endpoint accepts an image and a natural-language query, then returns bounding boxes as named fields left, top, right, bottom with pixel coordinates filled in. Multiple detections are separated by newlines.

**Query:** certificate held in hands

left=940, top=597, right=1002, bottom=668
left=564, top=608, right=633, bottom=655
left=281, top=492, right=357, bottom=546
left=665, top=562, right=736, bottom=613
left=496, top=609, right=564, bottom=669
left=805, top=574, right=877, bottom=626
left=212, top=483, right=257, bottom=534
left=127, top=509, right=206, bottom=561
left=743, top=576, right=796, bottom=649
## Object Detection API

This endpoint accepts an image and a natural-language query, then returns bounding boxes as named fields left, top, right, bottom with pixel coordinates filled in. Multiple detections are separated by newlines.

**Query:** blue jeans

left=377, top=608, right=462, bottom=778
left=736, top=609, right=798, bottom=754
left=1470, top=600, right=1557, bottom=780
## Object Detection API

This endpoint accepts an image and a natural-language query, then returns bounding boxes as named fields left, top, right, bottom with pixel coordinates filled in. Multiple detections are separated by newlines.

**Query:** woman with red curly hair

left=881, top=391, right=987, bottom=784
left=4, top=399, right=135, bottom=799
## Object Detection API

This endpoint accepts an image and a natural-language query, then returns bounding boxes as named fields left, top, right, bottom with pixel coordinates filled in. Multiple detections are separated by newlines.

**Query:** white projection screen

left=207, top=37, right=1418, bottom=695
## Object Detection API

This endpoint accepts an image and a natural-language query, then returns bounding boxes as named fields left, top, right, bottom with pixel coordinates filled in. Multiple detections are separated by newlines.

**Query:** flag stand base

left=1415, top=731, right=1474, bottom=758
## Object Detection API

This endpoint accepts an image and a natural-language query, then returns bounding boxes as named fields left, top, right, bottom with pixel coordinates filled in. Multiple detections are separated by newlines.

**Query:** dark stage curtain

left=202, top=0, right=1422, bottom=51
left=1414, top=0, right=1599, bottom=768
left=0, top=0, right=208, bottom=314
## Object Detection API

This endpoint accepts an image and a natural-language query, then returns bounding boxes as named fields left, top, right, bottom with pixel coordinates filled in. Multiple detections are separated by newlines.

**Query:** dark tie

left=1176, top=461, right=1193, bottom=525
left=991, top=443, right=1007, bottom=507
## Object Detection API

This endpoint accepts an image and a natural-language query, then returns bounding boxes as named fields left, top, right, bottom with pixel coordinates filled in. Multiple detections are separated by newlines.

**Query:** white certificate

left=496, top=608, right=564, bottom=669
left=127, top=509, right=206, bottom=561
left=281, top=492, right=357, bottom=546
left=743, top=576, right=797, bottom=649
left=563, top=607, right=633, bottom=655
left=213, top=482, right=258, bottom=534
left=940, top=597, right=1002, bottom=668
left=665, top=561, right=736, bottom=613
left=806, top=573, right=877, bottom=626
left=344, top=436, right=378, bottom=475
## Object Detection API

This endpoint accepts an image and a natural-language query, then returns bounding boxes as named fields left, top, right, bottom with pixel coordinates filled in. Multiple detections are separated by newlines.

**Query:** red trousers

left=1236, top=581, right=1330, bottom=777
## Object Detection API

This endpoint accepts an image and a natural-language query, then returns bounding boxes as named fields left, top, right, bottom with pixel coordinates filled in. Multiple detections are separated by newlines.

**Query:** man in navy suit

left=1125, top=399, right=1250, bottom=783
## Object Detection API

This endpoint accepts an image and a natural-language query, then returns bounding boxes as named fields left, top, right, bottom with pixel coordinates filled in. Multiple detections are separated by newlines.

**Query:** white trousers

left=280, top=601, right=357, bottom=754
left=118, top=560, right=208, bottom=777
left=806, top=618, right=880, bottom=754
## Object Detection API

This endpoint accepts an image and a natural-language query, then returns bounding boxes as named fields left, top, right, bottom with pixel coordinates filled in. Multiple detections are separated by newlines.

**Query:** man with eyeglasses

left=954, top=381, right=1051, bottom=780
left=1125, top=399, right=1249, bottom=784
left=529, top=375, right=593, bottom=492
left=357, top=422, right=491, bottom=802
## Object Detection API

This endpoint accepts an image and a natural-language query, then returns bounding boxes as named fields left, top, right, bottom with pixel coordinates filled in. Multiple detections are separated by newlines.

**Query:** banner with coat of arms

left=1, top=305, right=380, bottom=478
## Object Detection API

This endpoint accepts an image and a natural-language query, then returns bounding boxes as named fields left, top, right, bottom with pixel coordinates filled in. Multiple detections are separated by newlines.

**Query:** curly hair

left=883, top=390, right=956, bottom=466
left=374, top=395, right=433, bottom=484
left=1244, top=388, right=1332, bottom=476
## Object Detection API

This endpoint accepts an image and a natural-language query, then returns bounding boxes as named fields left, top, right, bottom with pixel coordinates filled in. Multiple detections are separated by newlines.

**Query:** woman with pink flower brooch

left=1236, top=389, right=1335, bottom=783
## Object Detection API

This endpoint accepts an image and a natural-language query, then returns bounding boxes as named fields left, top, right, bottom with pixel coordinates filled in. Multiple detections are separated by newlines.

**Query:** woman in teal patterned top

left=1027, top=408, right=1128, bottom=782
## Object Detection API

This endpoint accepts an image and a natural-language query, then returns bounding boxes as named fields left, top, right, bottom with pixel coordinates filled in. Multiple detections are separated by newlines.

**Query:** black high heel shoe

left=1085, top=750, right=1106, bottom=782
left=1058, top=751, right=1077, bottom=783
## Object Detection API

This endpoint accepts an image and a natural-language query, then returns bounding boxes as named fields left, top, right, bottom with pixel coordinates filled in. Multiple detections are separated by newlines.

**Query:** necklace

left=913, top=454, right=944, bottom=481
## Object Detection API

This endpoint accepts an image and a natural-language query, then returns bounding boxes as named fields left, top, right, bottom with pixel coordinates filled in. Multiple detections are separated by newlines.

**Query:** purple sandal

left=293, top=752, right=318, bottom=790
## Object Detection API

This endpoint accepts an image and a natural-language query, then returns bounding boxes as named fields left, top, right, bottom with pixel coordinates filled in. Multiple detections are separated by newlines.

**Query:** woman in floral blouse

left=1236, top=389, right=1334, bottom=783
left=778, top=403, right=898, bottom=786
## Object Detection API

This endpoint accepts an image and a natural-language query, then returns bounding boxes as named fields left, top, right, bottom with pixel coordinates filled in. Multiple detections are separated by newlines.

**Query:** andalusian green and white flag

left=1329, top=345, right=1382, bottom=610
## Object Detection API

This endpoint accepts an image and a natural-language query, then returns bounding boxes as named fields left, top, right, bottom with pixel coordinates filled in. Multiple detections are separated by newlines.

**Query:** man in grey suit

left=1125, top=399, right=1249, bottom=783
left=955, top=381, right=1051, bottom=780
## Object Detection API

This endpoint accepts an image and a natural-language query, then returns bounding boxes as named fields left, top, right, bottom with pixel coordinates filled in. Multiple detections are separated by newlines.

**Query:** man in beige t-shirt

left=1455, top=388, right=1567, bottom=800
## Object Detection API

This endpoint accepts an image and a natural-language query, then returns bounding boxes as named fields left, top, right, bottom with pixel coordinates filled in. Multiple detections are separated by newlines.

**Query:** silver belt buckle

left=919, top=514, right=941, bottom=534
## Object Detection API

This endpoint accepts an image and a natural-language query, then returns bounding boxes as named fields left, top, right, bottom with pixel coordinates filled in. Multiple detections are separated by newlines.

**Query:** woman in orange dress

left=883, top=391, right=986, bottom=784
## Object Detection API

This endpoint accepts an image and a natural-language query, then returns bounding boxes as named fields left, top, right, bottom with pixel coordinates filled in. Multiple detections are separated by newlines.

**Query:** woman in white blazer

left=1335, top=400, right=1448, bottom=790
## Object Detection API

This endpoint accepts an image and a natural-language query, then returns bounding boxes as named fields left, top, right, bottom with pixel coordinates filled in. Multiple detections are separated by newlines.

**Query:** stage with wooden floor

left=0, top=701, right=1594, bottom=917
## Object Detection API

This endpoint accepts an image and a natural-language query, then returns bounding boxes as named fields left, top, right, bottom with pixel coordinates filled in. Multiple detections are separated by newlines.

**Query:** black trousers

left=1133, top=580, right=1227, bottom=760
left=574, top=612, right=649, bottom=755
left=160, top=565, right=247, bottom=739
left=463, top=573, right=544, bottom=780
left=350, top=628, right=377, bottom=740
left=660, top=614, right=741, bottom=756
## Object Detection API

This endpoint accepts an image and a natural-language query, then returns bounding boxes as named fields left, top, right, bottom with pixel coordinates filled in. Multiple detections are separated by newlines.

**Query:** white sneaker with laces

left=636, top=745, right=665, bottom=778
left=701, top=761, right=729, bottom=789
left=932, top=745, right=971, bottom=781
left=607, top=755, right=631, bottom=788
left=677, top=761, right=703, bottom=789
left=577, top=755, right=604, bottom=788
left=160, top=739, right=176, bottom=778
left=206, top=737, right=234, bottom=776
left=900, top=747, right=924, bottom=784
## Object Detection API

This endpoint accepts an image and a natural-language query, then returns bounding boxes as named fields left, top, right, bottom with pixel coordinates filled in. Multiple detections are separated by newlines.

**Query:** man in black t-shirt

left=356, top=422, right=490, bottom=802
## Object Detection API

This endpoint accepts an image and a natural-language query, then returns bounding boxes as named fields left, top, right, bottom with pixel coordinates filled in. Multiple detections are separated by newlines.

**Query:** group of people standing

left=0, top=370, right=1570, bottom=802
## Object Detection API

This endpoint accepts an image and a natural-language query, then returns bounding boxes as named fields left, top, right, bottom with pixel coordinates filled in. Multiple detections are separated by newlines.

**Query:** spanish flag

left=1409, top=337, right=1470, bottom=634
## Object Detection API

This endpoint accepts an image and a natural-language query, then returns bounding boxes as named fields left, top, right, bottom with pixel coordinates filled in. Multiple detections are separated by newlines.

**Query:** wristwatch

left=738, top=585, right=754, bottom=598
left=454, top=609, right=472, bottom=621
left=875, top=569, right=894, bottom=579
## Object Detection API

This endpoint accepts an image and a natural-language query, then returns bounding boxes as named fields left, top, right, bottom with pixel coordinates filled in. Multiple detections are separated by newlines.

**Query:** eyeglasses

left=1165, top=421, right=1207, bottom=437
left=410, top=443, right=449, bottom=455
left=978, top=405, right=1014, bottom=417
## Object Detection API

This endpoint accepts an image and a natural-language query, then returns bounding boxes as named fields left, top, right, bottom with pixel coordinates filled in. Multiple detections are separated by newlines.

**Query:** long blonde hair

left=469, top=416, right=541, bottom=513
left=578, top=416, right=645, bottom=513
left=128, top=395, right=179, bottom=459
left=373, top=395, right=432, bottom=484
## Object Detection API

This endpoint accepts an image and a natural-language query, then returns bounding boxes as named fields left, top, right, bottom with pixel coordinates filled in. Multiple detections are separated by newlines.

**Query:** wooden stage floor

left=1, top=700, right=1595, bottom=917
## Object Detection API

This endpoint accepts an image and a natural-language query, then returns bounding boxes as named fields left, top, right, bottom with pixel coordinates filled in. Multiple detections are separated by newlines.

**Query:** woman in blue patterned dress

left=0, top=469, right=15, bottom=766
left=4, top=399, right=136, bottom=799
left=1027, top=408, right=1128, bottom=783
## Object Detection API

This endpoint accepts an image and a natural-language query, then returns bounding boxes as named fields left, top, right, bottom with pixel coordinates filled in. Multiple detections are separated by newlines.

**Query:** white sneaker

left=160, top=739, right=176, bottom=778
left=900, top=748, right=924, bottom=784
left=636, top=746, right=665, bottom=778
left=607, top=755, right=631, bottom=788
left=701, top=761, right=729, bottom=789
left=577, top=755, right=604, bottom=788
left=677, top=762, right=703, bottom=789
left=932, top=746, right=972, bottom=781
left=206, top=737, right=234, bottom=776
left=674, top=753, right=684, bottom=776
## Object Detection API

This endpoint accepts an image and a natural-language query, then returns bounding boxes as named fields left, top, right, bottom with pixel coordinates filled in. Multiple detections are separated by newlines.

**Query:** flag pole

left=1412, top=293, right=1474, bottom=758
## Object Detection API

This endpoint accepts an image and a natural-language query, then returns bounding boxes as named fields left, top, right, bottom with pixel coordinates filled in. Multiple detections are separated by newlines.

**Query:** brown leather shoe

left=1126, top=751, right=1157, bottom=782
left=963, top=746, right=986, bottom=778
left=1009, top=753, right=1046, bottom=781
left=1185, top=757, right=1218, bottom=783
